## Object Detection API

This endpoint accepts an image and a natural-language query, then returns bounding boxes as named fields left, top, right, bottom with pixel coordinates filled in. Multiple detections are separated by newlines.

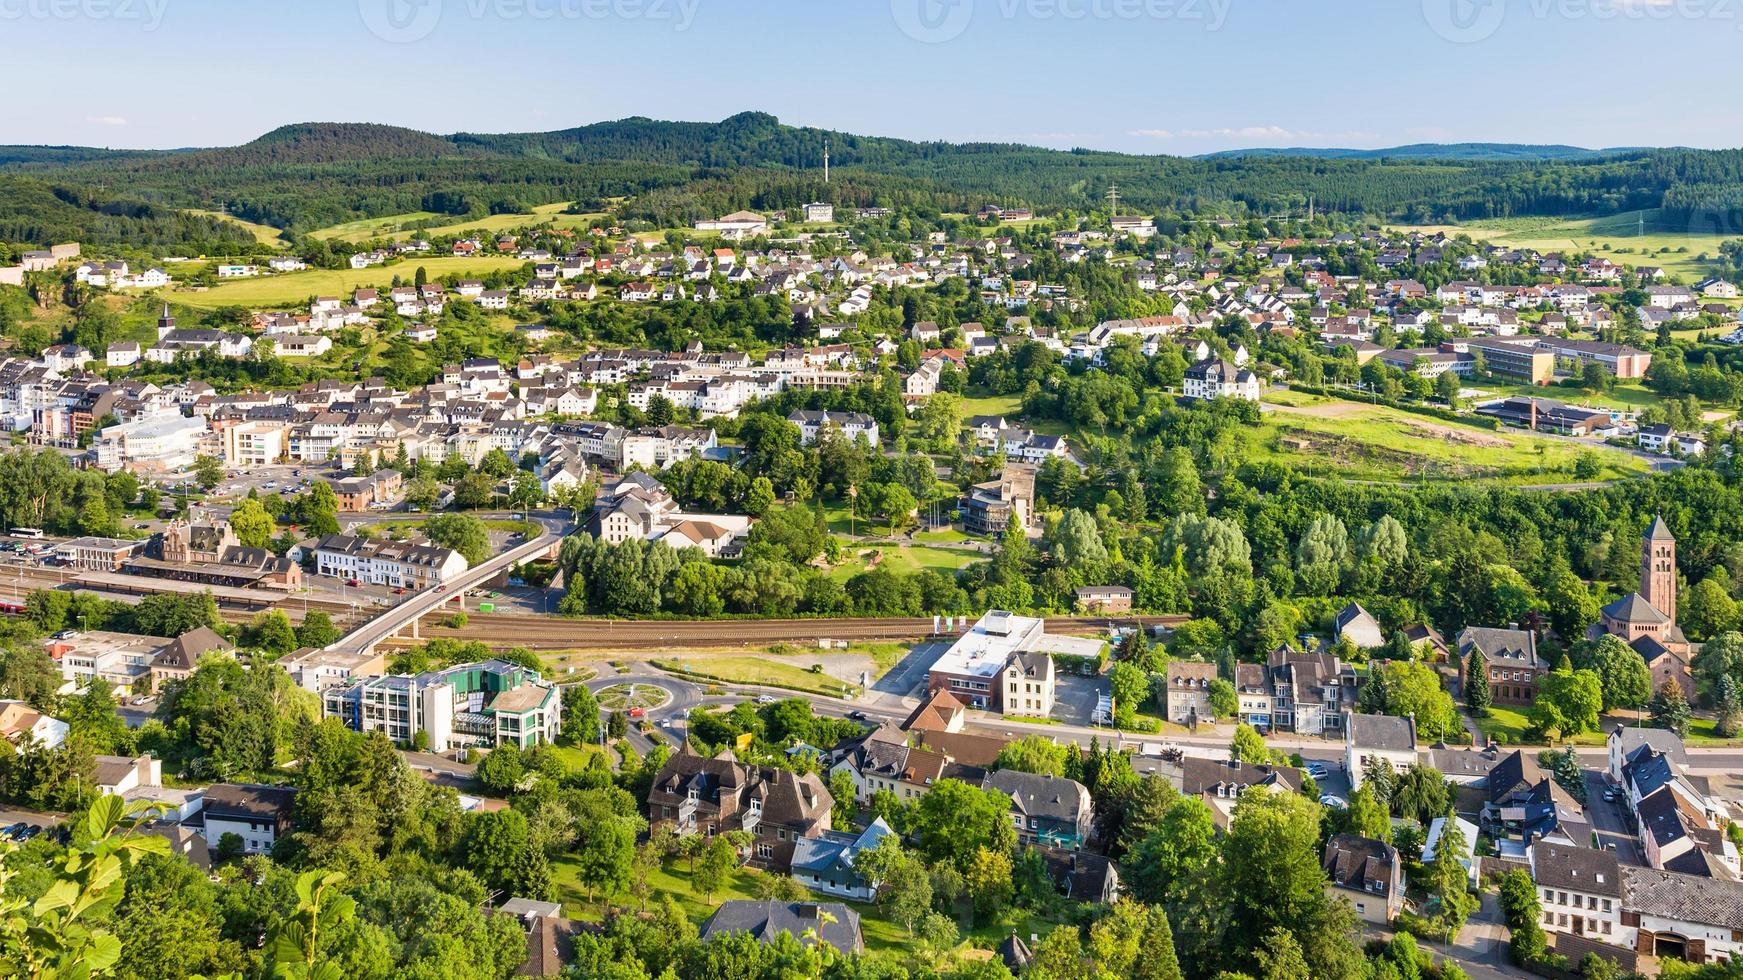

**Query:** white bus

left=8, top=528, right=44, bottom=540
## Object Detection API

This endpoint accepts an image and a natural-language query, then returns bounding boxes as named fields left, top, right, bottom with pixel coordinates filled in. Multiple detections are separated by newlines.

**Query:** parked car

left=1305, top=762, right=1330, bottom=779
left=755, top=695, right=777, bottom=705
left=345, top=578, right=361, bottom=587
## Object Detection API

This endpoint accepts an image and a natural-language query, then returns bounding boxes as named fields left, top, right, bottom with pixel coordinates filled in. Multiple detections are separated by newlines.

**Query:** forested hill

left=0, top=174, right=257, bottom=256
left=1197, top=143, right=1639, bottom=162
left=4, top=112, right=1743, bottom=240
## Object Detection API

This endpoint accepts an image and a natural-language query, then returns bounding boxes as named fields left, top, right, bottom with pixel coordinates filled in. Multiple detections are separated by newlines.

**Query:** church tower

left=1643, top=515, right=1676, bottom=623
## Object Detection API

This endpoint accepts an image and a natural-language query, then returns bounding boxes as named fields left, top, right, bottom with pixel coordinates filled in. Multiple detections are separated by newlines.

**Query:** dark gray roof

left=1347, top=713, right=1416, bottom=752
left=1458, top=626, right=1540, bottom=669
left=1531, top=842, right=1620, bottom=897
left=1612, top=727, right=1689, bottom=769
left=984, top=769, right=1090, bottom=823
left=1623, top=866, right=1743, bottom=928
left=700, top=901, right=863, bottom=955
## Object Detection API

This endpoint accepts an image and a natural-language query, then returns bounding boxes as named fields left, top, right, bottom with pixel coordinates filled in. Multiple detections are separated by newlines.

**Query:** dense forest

left=4, top=112, right=1743, bottom=243
left=0, top=174, right=256, bottom=256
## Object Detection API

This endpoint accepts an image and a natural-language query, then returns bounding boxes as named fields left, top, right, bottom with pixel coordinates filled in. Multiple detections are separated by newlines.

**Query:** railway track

left=388, top=613, right=1192, bottom=650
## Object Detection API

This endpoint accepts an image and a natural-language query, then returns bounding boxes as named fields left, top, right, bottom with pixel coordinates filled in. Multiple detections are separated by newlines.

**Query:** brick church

left=1592, top=516, right=1695, bottom=698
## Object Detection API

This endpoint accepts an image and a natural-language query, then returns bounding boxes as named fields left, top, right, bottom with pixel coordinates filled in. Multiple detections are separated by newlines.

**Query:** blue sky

left=5, top=0, right=1740, bottom=153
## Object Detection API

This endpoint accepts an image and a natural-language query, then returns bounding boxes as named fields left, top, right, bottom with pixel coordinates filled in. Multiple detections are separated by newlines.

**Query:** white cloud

left=87, top=116, right=128, bottom=127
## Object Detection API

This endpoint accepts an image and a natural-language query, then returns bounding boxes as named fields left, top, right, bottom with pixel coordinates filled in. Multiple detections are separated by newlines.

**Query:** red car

left=435, top=586, right=447, bottom=594
left=345, top=578, right=361, bottom=588
left=393, top=587, right=407, bottom=595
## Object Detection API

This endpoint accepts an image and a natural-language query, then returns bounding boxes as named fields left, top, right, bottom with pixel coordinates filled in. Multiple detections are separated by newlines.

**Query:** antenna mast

left=824, top=140, right=830, bottom=183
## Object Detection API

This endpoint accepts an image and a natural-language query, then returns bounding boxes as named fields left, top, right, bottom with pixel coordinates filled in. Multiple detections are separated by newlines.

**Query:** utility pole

left=1106, top=185, right=1120, bottom=216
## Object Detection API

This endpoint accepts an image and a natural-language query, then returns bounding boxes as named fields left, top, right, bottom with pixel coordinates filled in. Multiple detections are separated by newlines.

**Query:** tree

left=692, top=836, right=737, bottom=904
left=561, top=685, right=601, bottom=744
left=192, top=454, right=224, bottom=491
left=1230, top=723, right=1276, bottom=765
left=0, top=796, right=171, bottom=980
left=1424, top=814, right=1478, bottom=942
left=1650, top=679, right=1692, bottom=736
left=964, top=846, right=1013, bottom=921
left=1717, top=675, right=1743, bottom=738
left=463, top=809, right=547, bottom=899
left=248, top=609, right=298, bottom=657
left=476, top=743, right=524, bottom=794
left=297, top=482, right=341, bottom=537
left=1464, top=648, right=1492, bottom=716
left=859, top=838, right=932, bottom=936
left=404, top=475, right=440, bottom=512
left=1109, top=661, right=1150, bottom=727
left=1223, top=791, right=1363, bottom=978
left=908, top=779, right=1017, bottom=871
left=1532, top=667, right=1604, bottom=739
left=1359, top=659, right=1462, bottom=742
left=423, top=513, right=491, bottom=566
left=1498, top=868, right=1550, bottom=966
left=1345, top=787, right=1391, bottom=840
left=994, top=735, right=1069, bottom=776
left=1207, top=678, right=1237, bottom=719
left=1052, top=508, right=1109, bottom=570
left=1588, top=636, right=1652, bottom=713
left=453, top=472, right=495, bottom=511
left=296, top=610, right=339, bottom=648
left=507, top=470, right=544, bottom=511
left=1684, top=577, right=1737, bottom=640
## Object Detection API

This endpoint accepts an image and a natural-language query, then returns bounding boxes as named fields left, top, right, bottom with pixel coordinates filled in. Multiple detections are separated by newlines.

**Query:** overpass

left=324, top=518, right=567, bottom=657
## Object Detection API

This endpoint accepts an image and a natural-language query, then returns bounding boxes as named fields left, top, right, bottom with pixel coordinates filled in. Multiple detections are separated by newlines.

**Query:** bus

left=7, top=528, right=43, bottom=540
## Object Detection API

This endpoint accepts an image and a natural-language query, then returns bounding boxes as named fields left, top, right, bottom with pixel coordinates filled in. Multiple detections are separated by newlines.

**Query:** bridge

left=323, top=517, right=568, bottom=657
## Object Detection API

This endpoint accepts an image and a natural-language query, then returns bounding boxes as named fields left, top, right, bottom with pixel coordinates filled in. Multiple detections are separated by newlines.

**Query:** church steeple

left=1642, top=515, right=1676, bottom=624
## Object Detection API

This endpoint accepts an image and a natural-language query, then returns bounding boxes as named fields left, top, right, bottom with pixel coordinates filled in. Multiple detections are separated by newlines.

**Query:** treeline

left=0, top=174, right=256, bottom=254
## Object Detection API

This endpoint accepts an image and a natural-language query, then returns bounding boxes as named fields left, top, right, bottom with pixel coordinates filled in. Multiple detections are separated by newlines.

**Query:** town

left=4, top=24, right=1743, bottom=977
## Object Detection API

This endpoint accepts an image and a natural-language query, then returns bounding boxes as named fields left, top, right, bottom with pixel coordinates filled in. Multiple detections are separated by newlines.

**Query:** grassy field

left=306, top=211, right=448, bottom=241
left=1473, top=708, right=1743, bottom=748
left=1392, top=209, right=1732, bottom=282
left=168, top=256, right=526, bottom=309
left=828, top=542, right=987, bottom=581
left=1252, top=392, right=1648, bottom=485
left=1471, top=381, right=1660, bottom=414
left=651, top=655, right=858, bottom=698
left=309, top=202, right=608, bottom=243
left=184, top=209, right=288, bottom=248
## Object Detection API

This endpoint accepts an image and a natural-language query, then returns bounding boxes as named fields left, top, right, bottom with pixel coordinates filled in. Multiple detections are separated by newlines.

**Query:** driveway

left=1584, top=770, right=1643, bottom=865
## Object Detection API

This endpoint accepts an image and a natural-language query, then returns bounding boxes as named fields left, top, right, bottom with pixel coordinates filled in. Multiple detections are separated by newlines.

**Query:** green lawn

left=333, top=203, right=607, bottom=243
left=652, top=656, right=857, bottom=698
left=1251, top=393, right=1648, bottom=485
left=1391, top=209, right=1732, bottom=282
left=827, top=543, right=987, bottom=581
left=596, top=683, right=670, bottom=711
left=168, top=256, right=528, bottom=308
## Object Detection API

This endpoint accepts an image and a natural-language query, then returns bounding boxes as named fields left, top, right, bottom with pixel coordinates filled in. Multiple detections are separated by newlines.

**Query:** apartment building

left=925, top=610, right=1102, bottom=717
left=310, top=534, right=468, bottom=588
left=322, top=659, right=561, bottom=750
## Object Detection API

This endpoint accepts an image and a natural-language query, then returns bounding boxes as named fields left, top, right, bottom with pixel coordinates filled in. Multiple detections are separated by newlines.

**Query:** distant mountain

left=1197, top=143, right=1645, bottom=162
left=0, top=114, right=1739, bottom=238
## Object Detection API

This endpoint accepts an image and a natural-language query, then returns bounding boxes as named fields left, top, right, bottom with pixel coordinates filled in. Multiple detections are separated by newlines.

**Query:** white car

left=1318, top=794, right=1348, bottom=809
left=1305, top=763, right=1330, bottom=779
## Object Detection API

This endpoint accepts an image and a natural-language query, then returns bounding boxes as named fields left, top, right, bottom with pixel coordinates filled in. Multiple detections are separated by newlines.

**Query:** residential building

left=828, top=723, right=985, bottom=803
left=789, top=819, right=894, bottom=901
left=198, top=783, right=296, bottom=854
left=1254, top=648, right=1361, bottom=735
left=148, top=627, right=232, bottom=689
left=700, top=901, right=863, bottom=956
left=1531, top=842, right=1624, bottom=944
left=1345, top=714, right=1418, bottom=790
left=787, top=410, right=879, bottom=447
left=0, top=699, right=69, bottom=749
left=1073, top=585, right=1133, bottom=613
left=55, top=536, right=146, bottom=572
left=1181, top=757, right=1303, bottom=829
left=46, top=629, right=163, bottom=693
left=322, top=659, right=562, bottom=750
left=1482, top=748, right=1586, bottom=846
left=1333, top=602, right=1385, bottom=649
left=1324, top=834, right=1403, bottom=923
left=327, top=470, right=403, bottom=512
left=1183, top=356, right=1261, bottom=401
left=1164, top=660, right=1218, bottom=726
left=589, top=472, right=753, bottom=559
left=1457, top=626, right=1545, bottom=706
left=646, top=744, right=833, bottom=872
left=985, top=769, right=1093, bottom=850
left=311, top=533, right=469, bottom=588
